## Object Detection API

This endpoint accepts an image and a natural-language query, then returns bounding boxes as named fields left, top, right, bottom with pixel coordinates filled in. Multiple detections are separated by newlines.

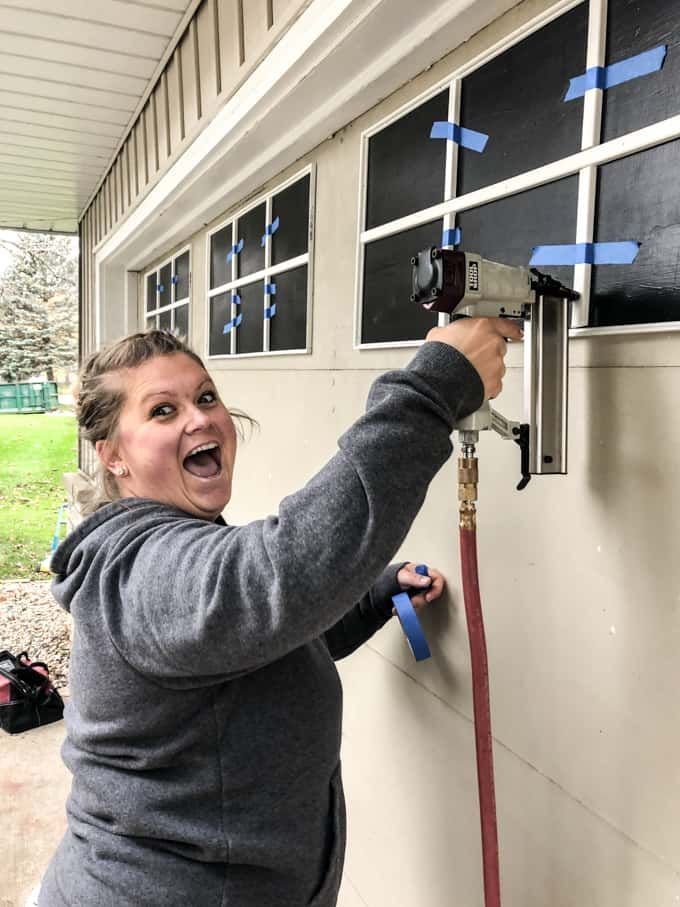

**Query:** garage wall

left=89, top=0, right=680, bottom=902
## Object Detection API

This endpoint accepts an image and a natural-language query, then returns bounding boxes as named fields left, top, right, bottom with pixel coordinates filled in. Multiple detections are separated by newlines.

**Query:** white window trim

left=355, top=0, right=680, bottom=348
left=204, top=164, right=315, bottom=360
left=142, top=244, right=192, bottom=333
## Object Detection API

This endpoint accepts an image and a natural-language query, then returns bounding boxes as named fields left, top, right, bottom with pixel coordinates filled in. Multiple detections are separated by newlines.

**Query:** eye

left=151, top=403, right=174, bottom=418
left=198, top=389, right=217, bottom=405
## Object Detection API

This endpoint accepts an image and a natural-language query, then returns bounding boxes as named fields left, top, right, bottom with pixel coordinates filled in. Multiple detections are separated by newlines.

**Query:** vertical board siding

left=144, top=101, right=159, bottom=179
left=217, top=0, right=243, bottom=88
left=167, top=52, right=185, bottom=150
left=121, top=148, right=129, bottom=214
left=197, top=0, right=220, bottom=111
left=242, top=0, right=270, bottom=64
left=179, top=27, right=200, bottom=134
left=154, top=80, right=171, bottom=169
left=134, top=120, right=146, bottom=194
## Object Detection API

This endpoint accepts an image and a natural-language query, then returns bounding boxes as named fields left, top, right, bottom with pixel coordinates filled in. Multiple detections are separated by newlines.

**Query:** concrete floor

left=2, top=718, right=70, bottom=907
left=1, top=713, right=366, bottom=907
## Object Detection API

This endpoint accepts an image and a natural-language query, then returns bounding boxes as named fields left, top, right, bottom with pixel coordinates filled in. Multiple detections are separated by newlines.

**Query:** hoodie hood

left=50, top=498, right=224, bottom=613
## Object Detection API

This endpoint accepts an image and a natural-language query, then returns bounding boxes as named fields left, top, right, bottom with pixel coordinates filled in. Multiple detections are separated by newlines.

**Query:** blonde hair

left=76, top=329, right=253, bottom=511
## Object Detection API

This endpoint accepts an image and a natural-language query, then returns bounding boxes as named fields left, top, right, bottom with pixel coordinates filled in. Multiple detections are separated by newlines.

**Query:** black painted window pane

left=159, top=263, right=172, bottom=309
left=174, top=304, right=189, bottom=339
left=590, top=141, right=680, bottom=327
left=365, top=90, right=449, bottom=230
left=209, top=292, right=232, bottom=356
left=174, top=251, right=190, bottom=301
left=270, top=266, right=307, bottom=352
left=210, top=225, right=232, bottom=290
left=602, top=0, right=680, bottom=142
left=237, top=204, right=266, bottom=279
left=158, top=308, right=172, bottom=330
left=272, top=175, right=310, bottom=265
left=236, top=282, right=264, bottom=354
left=456, top=177, right=578, bottom=291
left=362, top=221, right=442, bottom=344
left=457, top=4, right=587, bottom=196
left=146, top=273, right=157, bottom=312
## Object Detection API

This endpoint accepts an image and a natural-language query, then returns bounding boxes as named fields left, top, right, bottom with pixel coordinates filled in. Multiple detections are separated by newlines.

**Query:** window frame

left=205, top=164, right=316, bottom=360
left=355, top=0, right=680, bottom=347
left=142, top=244, right=192, bottom=335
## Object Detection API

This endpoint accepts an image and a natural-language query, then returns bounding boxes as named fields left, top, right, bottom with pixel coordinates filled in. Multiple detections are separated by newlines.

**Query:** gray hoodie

left=39, top=342, right=483, bottom=907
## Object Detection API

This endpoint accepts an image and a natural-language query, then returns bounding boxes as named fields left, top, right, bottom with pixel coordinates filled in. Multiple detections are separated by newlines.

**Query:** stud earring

left=116, top=466, right=129, bottom=477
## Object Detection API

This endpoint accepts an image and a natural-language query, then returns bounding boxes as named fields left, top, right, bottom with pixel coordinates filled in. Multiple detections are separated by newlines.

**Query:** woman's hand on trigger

left=396, top=563, right=445, bottom=613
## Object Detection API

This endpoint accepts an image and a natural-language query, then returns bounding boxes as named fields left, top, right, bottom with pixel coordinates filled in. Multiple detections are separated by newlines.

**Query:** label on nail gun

left=468, top=260, right=480, bottom=292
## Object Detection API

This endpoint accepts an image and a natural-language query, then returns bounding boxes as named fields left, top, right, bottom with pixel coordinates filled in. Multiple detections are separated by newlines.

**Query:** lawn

left=0, top=413, right=77, bottom=579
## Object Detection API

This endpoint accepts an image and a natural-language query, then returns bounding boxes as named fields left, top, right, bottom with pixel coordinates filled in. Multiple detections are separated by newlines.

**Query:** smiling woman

left=94, top=355, right=238, bottom=520
left=38, top=323, right=511, bottom=907
left=75, top=331, right=250, bottom=517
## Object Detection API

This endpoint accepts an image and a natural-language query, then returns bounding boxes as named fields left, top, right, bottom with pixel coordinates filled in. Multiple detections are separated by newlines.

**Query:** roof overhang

left=0, top=0, right=198, bottom=234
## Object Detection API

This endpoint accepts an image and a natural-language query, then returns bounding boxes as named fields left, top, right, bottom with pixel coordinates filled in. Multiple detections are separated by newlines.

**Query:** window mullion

left=440, top=78, right=461, bottom=327
left=264, top=195, right=273, bottom=352
left=230, top=222, right=237, bottom=355
left=572, top=0, right=608, bottom=327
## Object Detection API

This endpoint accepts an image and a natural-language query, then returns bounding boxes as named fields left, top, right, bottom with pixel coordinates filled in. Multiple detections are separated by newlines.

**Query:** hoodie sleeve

left=91, top=342, right=482, bottom=681
left=323, top=563, right=404, bottom=660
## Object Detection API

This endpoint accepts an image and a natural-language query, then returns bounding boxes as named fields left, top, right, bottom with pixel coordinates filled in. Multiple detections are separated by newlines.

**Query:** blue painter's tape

left=171, top=275, right=178, bottom=285
left=564, top=45, right=667, bottom=101
left=391, top=564, right=432, bottom=662
left=227, top=238, right=244, bottom=263
left=265, top=304, right=277, bottom=319
left=265, top=283, right=277, bottom=295
left=529, top=241, right=640, bottom=266
left=232, top=293, right=241, bottom=305
left=223, top=313, right=243, bottom=334
left=442, top=227, right=462, bottom=248
left=261, top=216, right=281, bottom=246
left=392, top=592, right=431, bottom=661
left=430, top=120, right=489, bottom=153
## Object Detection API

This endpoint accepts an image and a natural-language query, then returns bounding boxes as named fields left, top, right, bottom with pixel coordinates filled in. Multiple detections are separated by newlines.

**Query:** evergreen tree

left=0, top=232, right=78, bottom=382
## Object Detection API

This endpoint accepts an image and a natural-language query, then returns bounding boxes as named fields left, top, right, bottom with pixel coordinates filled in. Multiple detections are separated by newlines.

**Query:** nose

left=185, top=402, right=213, bottom=433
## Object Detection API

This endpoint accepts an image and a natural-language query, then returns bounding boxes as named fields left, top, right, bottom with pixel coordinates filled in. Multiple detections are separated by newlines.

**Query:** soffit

left=0, top=0, right=194, bottom=235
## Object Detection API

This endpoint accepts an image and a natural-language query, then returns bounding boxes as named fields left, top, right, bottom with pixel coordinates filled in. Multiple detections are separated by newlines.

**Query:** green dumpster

left=0, top=381, right=59, bottom=413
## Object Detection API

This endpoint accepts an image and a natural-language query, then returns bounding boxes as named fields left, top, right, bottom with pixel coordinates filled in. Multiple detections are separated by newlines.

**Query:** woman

left=39, top=316, right=518, bottom=907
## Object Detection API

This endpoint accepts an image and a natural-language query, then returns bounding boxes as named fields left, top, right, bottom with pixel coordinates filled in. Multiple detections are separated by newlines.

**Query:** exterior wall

left=81, top=0, right=680, bottom=904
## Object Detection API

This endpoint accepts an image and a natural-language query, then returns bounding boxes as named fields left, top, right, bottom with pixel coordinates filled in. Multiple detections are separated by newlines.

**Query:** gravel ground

left=0, top=581, right=71, bottom=692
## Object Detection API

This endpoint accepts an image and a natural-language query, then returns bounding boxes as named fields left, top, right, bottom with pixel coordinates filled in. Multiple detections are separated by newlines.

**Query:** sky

left=0, top=229, right=79, bottom=279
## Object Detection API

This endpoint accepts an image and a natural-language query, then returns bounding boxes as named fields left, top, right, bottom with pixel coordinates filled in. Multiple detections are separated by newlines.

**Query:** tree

left=0, top=232, right=78, bottom=382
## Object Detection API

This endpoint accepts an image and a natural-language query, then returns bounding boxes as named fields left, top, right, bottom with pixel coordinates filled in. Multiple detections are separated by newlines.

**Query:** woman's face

left=97, top=353, right=237, bottom=520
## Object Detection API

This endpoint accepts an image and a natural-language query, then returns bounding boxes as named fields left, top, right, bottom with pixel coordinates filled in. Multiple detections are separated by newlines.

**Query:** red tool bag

left=0, top=650, right=64, bottom=734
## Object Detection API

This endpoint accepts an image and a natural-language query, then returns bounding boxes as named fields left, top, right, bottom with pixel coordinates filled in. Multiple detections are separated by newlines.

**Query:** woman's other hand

left=426, top=316, right=523, bottom=400
left=396, top=563, right=445, bottom=613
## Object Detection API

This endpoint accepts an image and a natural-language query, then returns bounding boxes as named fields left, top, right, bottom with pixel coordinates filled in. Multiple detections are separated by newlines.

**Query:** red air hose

left=458, top=450, right=501, bottom=907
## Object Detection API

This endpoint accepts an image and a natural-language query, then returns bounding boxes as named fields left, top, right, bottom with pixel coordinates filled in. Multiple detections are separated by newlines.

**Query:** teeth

left=187, top=442, right=219, bottom=456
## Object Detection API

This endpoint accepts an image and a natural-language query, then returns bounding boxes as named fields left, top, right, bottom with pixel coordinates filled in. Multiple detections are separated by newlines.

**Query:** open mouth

left=183, top=442, right=222, bottom=478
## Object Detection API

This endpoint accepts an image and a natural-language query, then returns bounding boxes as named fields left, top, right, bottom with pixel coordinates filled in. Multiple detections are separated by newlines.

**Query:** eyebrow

left=140, top=378, right=213, bottom=404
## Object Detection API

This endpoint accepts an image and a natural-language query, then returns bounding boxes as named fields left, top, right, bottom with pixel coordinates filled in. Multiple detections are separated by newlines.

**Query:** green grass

left=0, top=413, right=77, bottom=579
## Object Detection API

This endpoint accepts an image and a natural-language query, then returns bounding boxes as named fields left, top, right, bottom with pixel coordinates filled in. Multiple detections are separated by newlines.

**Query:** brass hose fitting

left=458, top=449, right=478, bottom=530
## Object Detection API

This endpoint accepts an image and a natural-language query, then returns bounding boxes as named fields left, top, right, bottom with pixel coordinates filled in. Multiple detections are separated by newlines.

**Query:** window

left=358, top=0, right=680, bottom=343
left=144, top=247, right=191, bottom=337
left=207, top=168, right=313, bottom=357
